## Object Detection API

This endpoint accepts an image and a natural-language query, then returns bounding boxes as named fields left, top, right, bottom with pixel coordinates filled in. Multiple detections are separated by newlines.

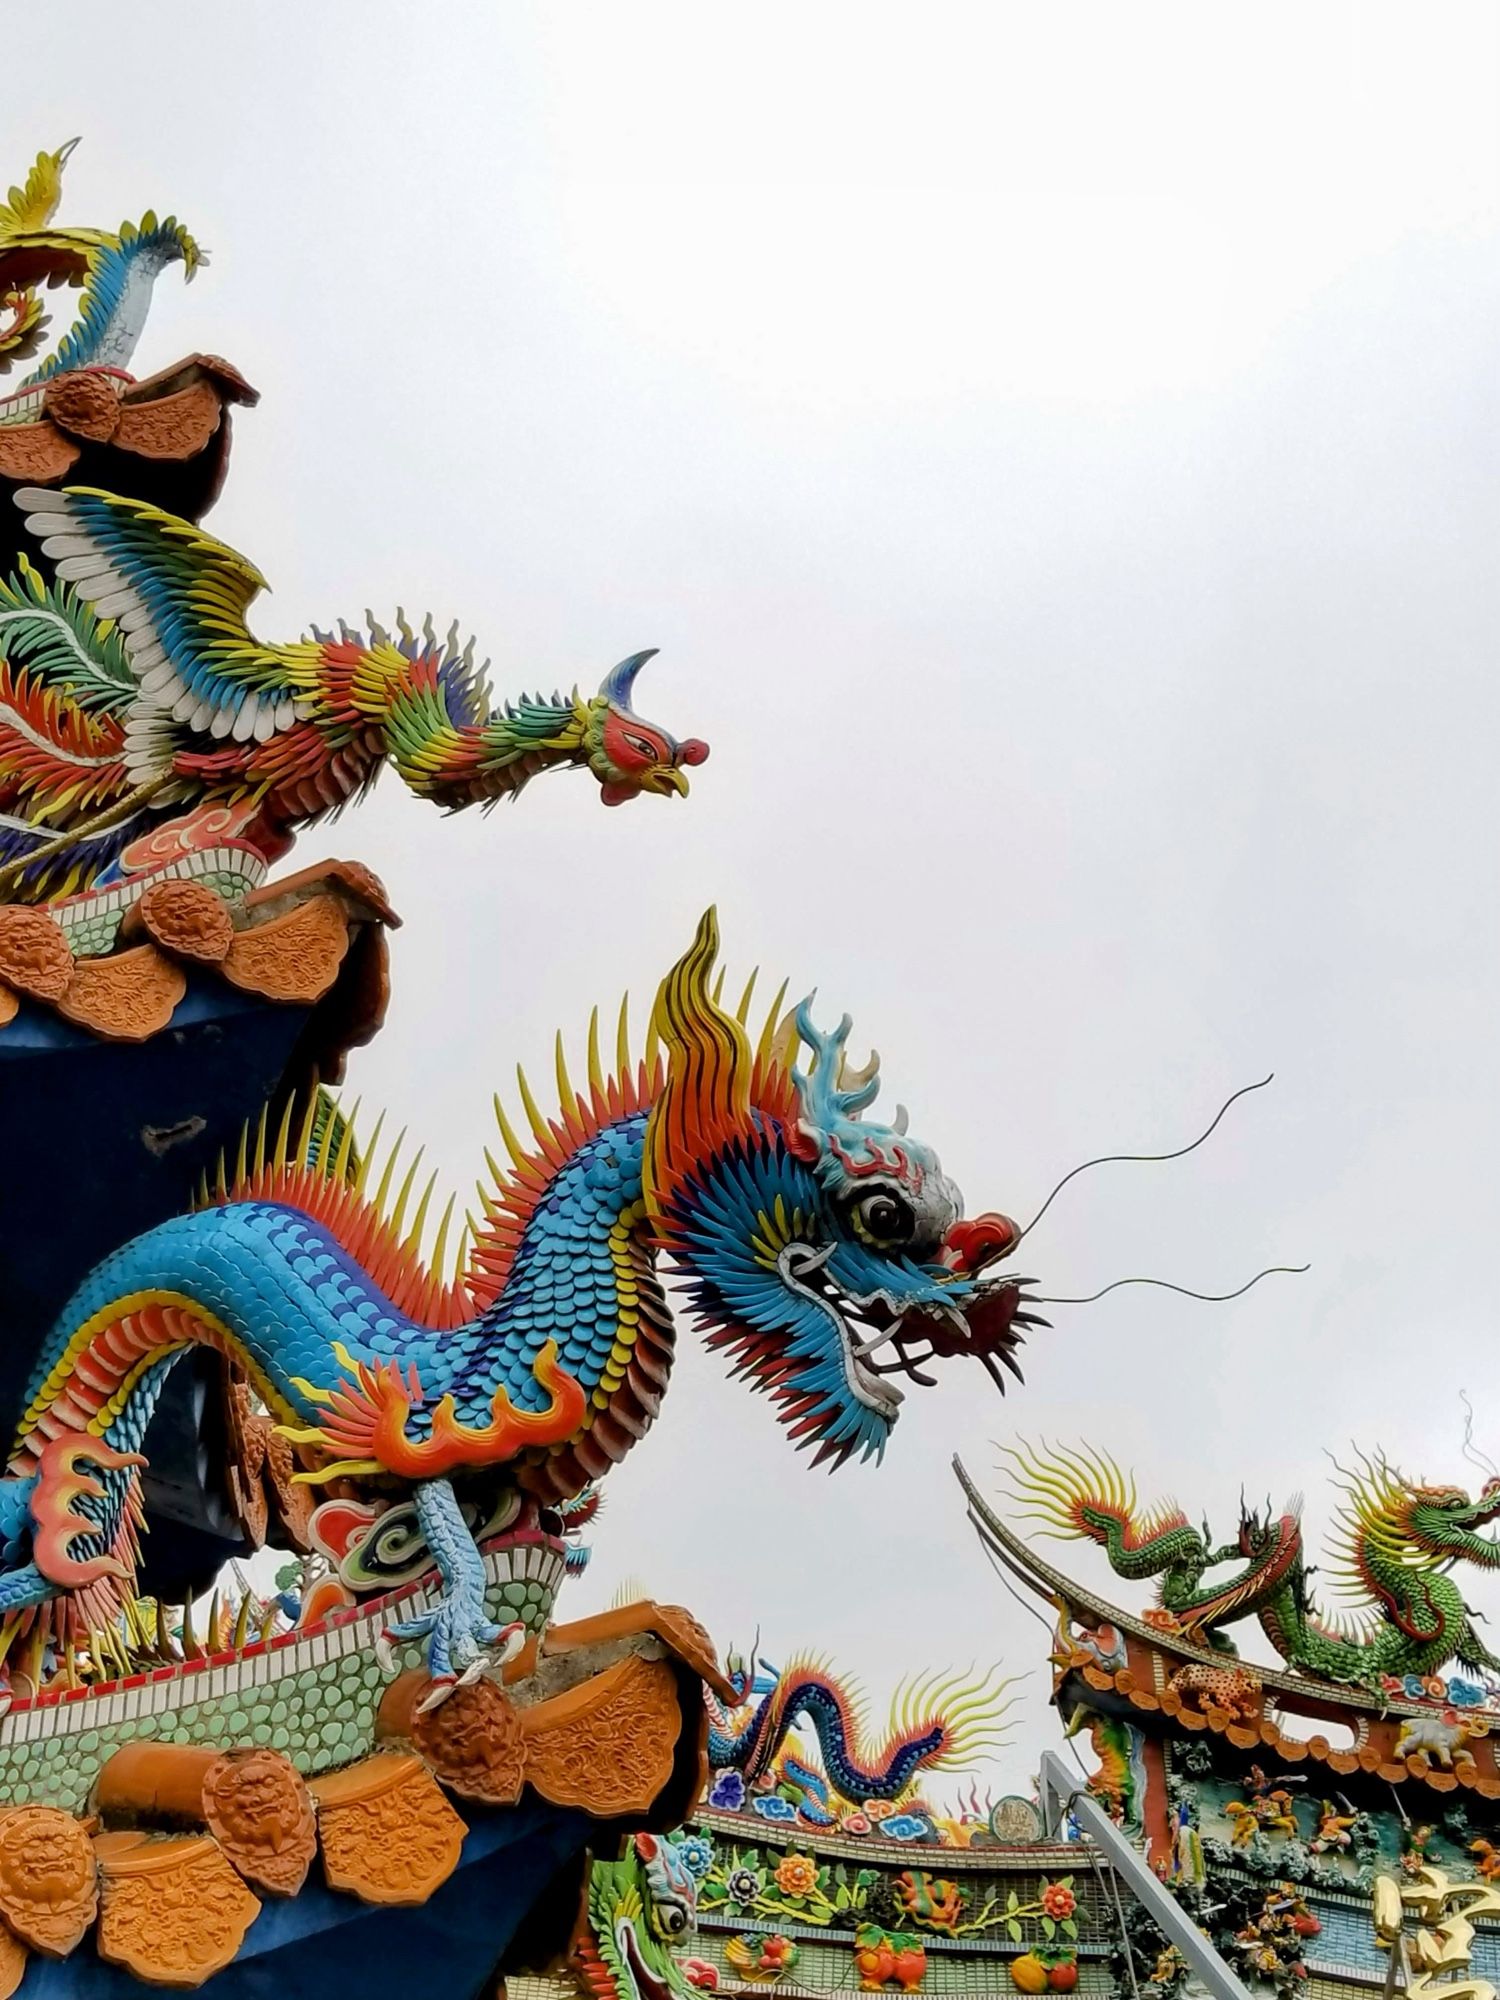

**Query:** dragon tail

left=877, top=1664, right=1021, bottom=1794
left=997, top=1438, right=1191, bottom=1577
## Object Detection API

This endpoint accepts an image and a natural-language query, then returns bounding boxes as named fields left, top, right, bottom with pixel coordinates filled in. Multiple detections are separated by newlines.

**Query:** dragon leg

left=778, top=1754, right=836, bottom=1824
left=377, top=1478, right=525, bottom=1702
left=0, top=1475, right=35, bottom=1570
left=1455, top=1629, right=1500, bottom=1678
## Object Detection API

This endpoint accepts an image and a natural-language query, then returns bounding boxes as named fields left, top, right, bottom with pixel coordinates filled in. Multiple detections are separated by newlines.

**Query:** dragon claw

left=405, top=1623, right=527, bottom=1711
left=382, top=1585, right=518, bottom=1683
left=484, top=1620, right=529, bottom=1676
left=372, top=1482, right=532, bottom=1696
left=415, top=1674, right=458, bottom=1715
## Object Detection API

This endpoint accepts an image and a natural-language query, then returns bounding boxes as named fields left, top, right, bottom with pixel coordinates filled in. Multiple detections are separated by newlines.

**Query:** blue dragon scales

left=0, top=912, right=1033, bottom=1696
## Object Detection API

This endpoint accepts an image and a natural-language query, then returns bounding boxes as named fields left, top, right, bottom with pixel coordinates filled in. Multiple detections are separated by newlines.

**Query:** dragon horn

left=598, top=649, right=659, bottom=711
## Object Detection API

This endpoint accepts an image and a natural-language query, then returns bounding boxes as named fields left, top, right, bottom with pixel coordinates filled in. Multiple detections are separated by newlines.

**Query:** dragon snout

left=940, top=1211, right=1019, bottom=1275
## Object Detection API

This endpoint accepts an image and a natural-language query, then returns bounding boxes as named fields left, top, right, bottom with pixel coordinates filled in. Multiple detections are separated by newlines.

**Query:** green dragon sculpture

left=0, top=911, right=1029, bottom=1698
left=1000, top=1439, right=1500, bottom=1691
left=1066, top=1708, right=1144, bottom=1836
left=569, top=1833, right=709, bottom=2000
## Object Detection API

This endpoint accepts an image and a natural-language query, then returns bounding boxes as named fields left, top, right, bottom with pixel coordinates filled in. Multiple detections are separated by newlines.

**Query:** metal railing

left=1037, top=1749, right=1252, bottom=2000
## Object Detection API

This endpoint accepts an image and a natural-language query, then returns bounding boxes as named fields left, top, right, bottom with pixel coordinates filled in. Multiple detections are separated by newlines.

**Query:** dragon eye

left=662, top=1905, right=687, bottom=1935
left=852, top=1191, right=914, bottom=1245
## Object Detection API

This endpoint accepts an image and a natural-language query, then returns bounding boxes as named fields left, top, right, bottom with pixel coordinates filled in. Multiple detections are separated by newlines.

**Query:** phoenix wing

left=0, top=142, right=78, bottom=239
left=15, top=486, right=310, bottom=782
left=0, top=141, right=92, bottom=367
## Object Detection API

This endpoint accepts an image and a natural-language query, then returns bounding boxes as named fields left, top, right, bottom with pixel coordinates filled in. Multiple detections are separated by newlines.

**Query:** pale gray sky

left=26, top=2, right=1500, bottom=1794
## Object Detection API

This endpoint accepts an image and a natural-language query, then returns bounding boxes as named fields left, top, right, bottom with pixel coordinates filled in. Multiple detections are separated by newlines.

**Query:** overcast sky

left=26, top=4, right=1500, bottom=1796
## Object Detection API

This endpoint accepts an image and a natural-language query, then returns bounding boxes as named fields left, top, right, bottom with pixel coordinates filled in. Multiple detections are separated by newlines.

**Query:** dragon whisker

left=1016, top=1073, right=1276, bottom=1242
left=1031, top=1265, right=1308, bottom=1308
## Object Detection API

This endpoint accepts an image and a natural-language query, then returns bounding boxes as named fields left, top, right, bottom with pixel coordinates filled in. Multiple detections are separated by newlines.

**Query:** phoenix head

left=587, top=651, right=709, bottom=805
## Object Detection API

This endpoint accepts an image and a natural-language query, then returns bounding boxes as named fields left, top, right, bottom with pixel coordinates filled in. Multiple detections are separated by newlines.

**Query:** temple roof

left=0, top=860, right=398, bottom=1596
left=957, top=1456, right=1500, bottom=1808
left=0, top=353, right=257, bottom=566
left=0, top=858, right=394, bottom=1045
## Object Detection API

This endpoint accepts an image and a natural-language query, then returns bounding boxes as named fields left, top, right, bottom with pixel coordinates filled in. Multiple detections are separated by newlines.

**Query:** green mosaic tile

left=0, top=1557, right=559, bottom=1812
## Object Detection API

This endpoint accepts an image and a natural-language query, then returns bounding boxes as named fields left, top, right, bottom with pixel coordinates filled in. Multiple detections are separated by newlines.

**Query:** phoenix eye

left=852, top=1190, right=915, bottom=1245
left=623, top=732, right=659, bottom=759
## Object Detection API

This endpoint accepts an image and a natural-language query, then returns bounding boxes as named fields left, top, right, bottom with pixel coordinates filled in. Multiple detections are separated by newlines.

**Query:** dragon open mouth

left=781, top=1245, right=1039, bottom=1410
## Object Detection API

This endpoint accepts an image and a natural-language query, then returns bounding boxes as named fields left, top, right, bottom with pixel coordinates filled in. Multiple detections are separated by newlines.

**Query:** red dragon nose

left=676, top=739, right=710, bottom=766
left=940, top=1212, right=1019, bottom=1274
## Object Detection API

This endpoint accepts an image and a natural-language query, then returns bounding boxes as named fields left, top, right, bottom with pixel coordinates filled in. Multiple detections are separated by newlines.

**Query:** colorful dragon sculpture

left=1001, top=1439, right=1500, bottom=1690
left=1066, top=1709, right=1145, bottom=1835
left=0, top=911, right=1028, bottom=1695
left=707, top=1651, right=1016, bottom=1821
left=569, top=1833, right=707, bottom=2000
left=0, top=484, right=707, bottom=921
left=0, top=140, right=203, bottom=388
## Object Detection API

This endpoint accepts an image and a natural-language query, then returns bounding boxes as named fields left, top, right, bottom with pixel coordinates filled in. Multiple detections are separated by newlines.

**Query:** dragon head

left=1404, top=1475, right=1500, bottom=1565
left=557, top=1485, right=602, bottom=1574
left=646, top=911, right=1031, bottom=1468
left=580, top=1833, right=703, bottom=2000
left=586, top=651, right=709, bottom=805
left=1325, top=1452, right=1500, bottom=1590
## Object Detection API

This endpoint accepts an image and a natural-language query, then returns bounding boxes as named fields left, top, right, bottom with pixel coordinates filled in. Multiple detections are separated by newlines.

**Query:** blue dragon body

left=0, top=913, right=1031, bottom=1695
left=710, top=1671, right=943, bottom=1802
left=707, top=1657, right=1007, bottom=1815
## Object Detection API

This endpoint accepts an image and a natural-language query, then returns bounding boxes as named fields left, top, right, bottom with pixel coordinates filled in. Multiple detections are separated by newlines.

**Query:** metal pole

left=1037, top=1750, right=1254, bottom=2000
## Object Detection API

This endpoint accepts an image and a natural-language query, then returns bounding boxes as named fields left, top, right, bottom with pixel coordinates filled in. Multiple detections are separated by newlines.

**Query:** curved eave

left=953, top=1454, right=1499, bottom=1729
left=0, top=352, right=259, bottom=563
